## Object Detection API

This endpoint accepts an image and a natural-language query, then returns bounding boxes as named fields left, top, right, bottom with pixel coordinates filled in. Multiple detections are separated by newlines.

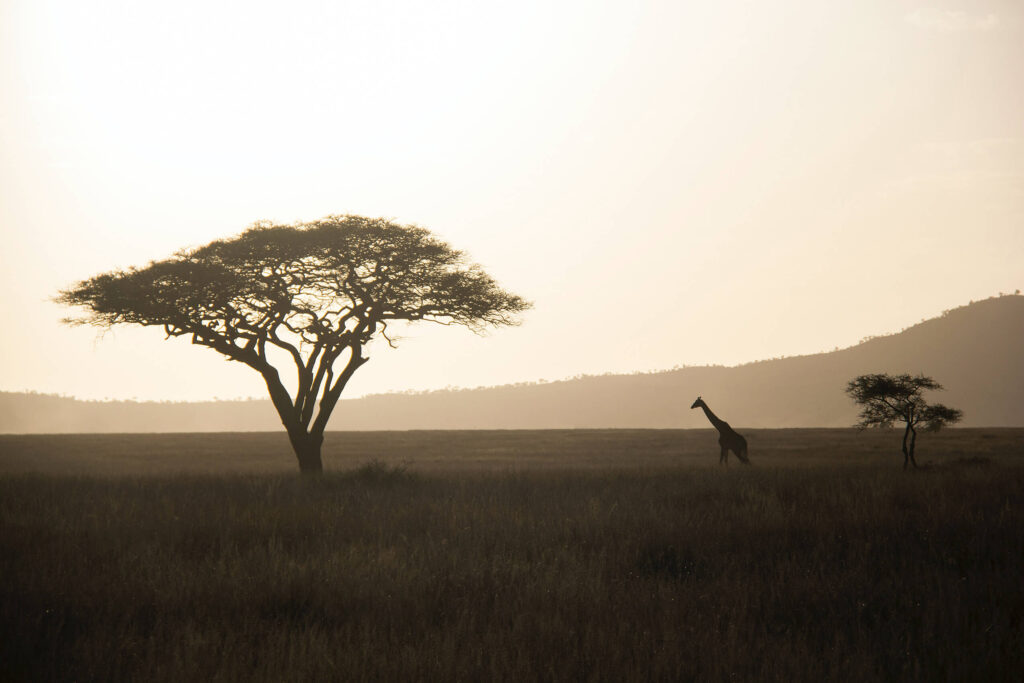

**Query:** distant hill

left=2, top=295, right=1022, bottom=433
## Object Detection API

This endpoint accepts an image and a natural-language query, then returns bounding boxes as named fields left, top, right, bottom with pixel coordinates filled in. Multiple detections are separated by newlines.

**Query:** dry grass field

left=2, top=428, right=1023, bottom=681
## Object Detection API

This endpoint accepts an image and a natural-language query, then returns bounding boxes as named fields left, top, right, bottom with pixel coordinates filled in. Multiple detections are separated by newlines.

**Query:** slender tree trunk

left=288, top=429, right=324, bottom=475
left=258, top=364, right=325, bottom=474
left=901, top=422, right=912, bottom=470
left=256, top=346, right=366, bottom=475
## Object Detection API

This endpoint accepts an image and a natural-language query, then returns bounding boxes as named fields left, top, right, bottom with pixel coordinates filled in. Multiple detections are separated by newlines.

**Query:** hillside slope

left=2, top=295, right=1021, bottom=432
left=332, top=295, right=1023, bottom=429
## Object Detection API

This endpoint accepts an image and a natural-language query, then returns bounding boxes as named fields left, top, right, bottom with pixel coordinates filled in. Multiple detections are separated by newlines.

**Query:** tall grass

left=2, top=449, right=1022, bottom=681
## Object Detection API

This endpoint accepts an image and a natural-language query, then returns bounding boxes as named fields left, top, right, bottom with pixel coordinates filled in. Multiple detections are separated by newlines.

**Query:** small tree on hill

left=845, top=373, right=963, bottom=469
left=57, top=215, right=531, bottom=473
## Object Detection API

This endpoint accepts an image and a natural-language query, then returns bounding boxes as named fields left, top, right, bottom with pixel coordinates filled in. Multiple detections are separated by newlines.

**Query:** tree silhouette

left=57, top=215, right=530, bottom=473
left=845, top=373, right=962, bottom=469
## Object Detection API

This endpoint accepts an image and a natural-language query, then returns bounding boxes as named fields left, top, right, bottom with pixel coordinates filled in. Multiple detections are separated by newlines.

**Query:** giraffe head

left=690, top=396, right=704, bottom=409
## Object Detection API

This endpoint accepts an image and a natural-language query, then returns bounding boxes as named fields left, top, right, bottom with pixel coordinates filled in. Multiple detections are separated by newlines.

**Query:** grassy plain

left=1, top=429, right=1023, bottom=681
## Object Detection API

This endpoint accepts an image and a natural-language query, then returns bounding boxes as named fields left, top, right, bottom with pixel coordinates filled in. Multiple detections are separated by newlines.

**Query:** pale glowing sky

left=1, top=0, right=1022, bottom=401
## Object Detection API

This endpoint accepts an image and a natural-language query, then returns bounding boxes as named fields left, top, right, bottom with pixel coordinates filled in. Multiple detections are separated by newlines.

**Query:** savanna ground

left=1, top=428, right=1022, bottom=681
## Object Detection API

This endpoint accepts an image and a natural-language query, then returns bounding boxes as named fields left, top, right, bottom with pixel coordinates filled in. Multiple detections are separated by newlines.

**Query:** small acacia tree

left=845, top=373, right=963, bottom=469
left=58, top=215, right=531, bottom=473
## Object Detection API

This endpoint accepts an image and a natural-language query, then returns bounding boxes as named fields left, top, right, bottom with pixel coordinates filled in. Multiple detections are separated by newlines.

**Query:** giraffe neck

left=700, top=404, right=727, bottom=432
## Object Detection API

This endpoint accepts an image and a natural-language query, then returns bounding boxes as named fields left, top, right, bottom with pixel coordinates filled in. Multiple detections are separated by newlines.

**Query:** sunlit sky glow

left=1, top=0, right=1022, bottom=401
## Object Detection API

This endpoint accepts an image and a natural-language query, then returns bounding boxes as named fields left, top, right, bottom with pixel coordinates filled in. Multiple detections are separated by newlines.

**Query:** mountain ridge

left=3, top=295, right=1022, bottom=432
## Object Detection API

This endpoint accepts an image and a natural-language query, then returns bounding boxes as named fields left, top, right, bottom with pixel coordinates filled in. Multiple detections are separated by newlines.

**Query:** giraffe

left=690, top=396, right=750, bottom=465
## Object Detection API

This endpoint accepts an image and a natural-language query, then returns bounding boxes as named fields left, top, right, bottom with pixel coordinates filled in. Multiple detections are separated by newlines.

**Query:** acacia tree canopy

left=57, top=215, right=531, bottom=473
left=845, top=373, right=963, bottom=469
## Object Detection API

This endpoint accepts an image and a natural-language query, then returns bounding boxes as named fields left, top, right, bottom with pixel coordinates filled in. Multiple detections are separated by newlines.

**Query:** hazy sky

left=1, top=0, right=1022, bottom=401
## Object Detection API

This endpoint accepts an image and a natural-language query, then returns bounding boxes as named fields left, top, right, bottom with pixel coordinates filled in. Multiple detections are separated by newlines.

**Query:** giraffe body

left=690, top=396, right=750, bottom=465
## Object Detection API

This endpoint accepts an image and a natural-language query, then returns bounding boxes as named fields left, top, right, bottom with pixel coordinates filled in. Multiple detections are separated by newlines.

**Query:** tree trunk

left=258, top=365, right=325, bottom=474
left=288, top=430, right=324, bottom=475
left=901, top=422, right=912, bottom=470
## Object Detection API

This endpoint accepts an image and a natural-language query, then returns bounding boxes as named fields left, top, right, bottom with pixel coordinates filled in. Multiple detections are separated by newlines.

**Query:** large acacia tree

left=58, top=215, right=531, bottom=473
left=846, top=373, right=963, bottom=470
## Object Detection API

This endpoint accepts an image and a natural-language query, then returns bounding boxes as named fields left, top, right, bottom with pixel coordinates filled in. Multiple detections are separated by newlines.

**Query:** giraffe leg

left=720, top=446, right=728, bottom=465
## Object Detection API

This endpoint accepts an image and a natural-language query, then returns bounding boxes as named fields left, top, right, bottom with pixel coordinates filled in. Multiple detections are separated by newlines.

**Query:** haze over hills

left=2, top=295, right=1022, bottom=433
